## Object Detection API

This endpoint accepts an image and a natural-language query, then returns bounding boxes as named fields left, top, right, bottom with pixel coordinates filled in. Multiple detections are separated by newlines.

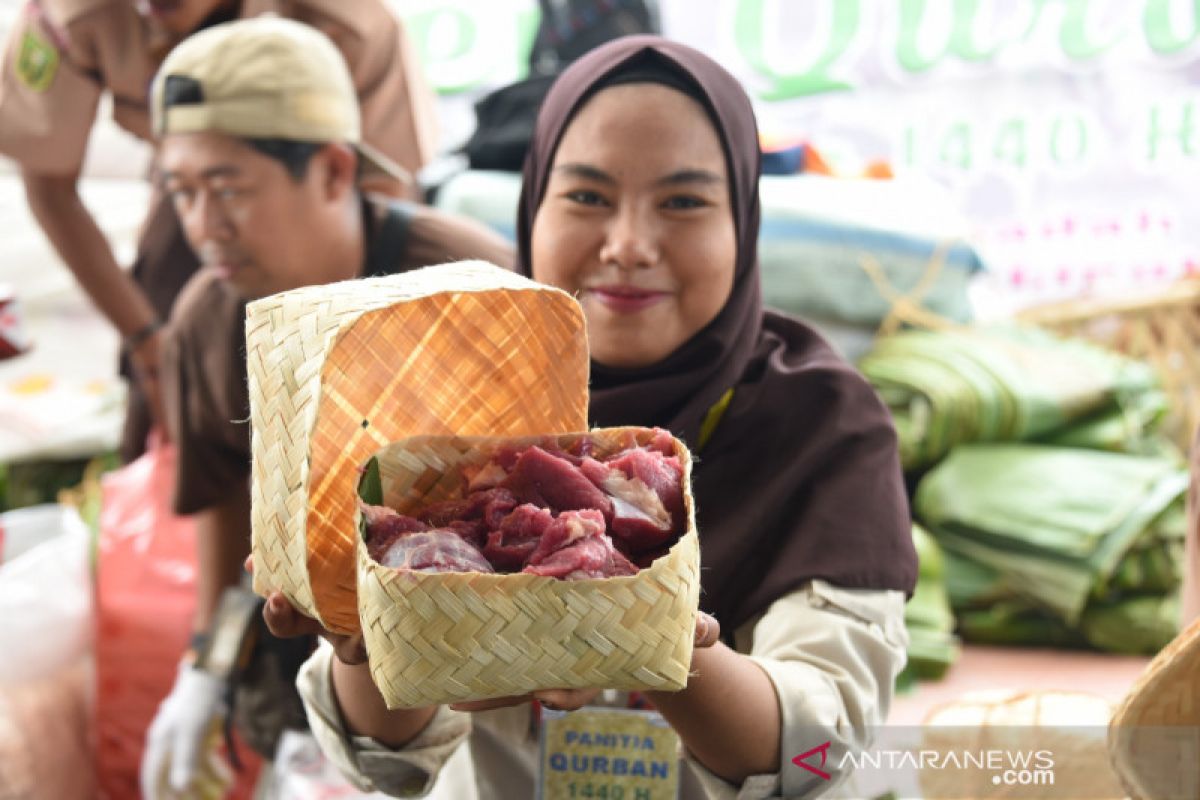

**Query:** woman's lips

left=586, top=285, right=670, bottom=313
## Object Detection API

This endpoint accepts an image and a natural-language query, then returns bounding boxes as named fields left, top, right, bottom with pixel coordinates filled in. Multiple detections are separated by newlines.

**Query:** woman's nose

left=599, top=203, right=659, bottom=270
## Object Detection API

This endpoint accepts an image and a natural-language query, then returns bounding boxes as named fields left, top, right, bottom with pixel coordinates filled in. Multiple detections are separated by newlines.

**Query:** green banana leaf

left=915, top=444, right=1187, bottom=624
left=904, top=525, right=960, bottom=681
left=904, top=626, right=961, bottom=680
left=861, top=326, right=1160, bottom=470
left=1080, top=593, right=1179, bottom=655
left=956, top=601, right=1088, bottom=648
left=1039, top=390, right=1169, bottom=454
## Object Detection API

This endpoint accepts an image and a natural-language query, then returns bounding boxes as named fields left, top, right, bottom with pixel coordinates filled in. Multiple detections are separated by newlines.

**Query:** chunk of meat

left=501, top=447, right=613, bottom=516
left=445, top=519, right=488, bottom=549
left=378, top=529, right=495, bottom=573
left=605, top=447, right=685, bottom=537
left=483, top=503, right=554, bottom=571
left=578, top=457, right=673, bottom=550
left=523, top=510, right=638, bottom=580
left=418, top=487, right=517, bottom=528
left=361, top=504, right=428, bottom=563
left=524, top=508, right=606, bottom=565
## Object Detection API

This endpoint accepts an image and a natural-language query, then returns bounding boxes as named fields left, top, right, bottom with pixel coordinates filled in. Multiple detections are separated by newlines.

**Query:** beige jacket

left=0, top=0, right=437, bottom=174
left=297, top=580, right=909, bottom=799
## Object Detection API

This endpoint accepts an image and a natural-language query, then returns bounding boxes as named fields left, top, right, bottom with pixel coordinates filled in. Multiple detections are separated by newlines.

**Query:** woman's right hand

left=244, top=555, right=367, bottom=664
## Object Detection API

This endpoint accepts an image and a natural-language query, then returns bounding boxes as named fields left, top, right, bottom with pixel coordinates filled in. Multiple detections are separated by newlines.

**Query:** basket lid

left=248, top=261, right=589, bottom=632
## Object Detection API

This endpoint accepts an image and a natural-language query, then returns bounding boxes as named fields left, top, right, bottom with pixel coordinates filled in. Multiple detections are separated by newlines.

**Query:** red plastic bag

left=94, top=439, right=259, bottom=799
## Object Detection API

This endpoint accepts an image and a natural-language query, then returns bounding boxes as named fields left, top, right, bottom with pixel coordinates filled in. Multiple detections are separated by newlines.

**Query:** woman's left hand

left=448, top=611, right=721, bottom=713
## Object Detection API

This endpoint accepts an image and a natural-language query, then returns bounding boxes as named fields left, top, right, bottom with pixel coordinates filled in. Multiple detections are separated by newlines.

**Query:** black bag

left=462, top=0, right=659, bottom=171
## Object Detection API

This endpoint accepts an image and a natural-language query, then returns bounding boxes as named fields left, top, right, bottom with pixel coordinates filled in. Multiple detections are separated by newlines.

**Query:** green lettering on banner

left=733, top=0, right=858, bottom=99
left=939, top=121, right=974, bottom=170
left=1146, top=100, right=1200, bottom=161
left=407, top=7, right=483, bottom=94
left=1144, top=0, right=1200, bottom=55
left=1035, top=0, right=1121, bottom=60
left=895, top=0, right=1003, bottom=74
left=993, top=117, right=1029, bottom=169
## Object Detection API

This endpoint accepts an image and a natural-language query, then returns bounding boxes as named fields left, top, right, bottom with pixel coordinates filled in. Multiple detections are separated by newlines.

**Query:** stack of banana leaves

left=915, top=444, right=1185, bottom=655
left=899, top=524, right=960, bottom=687
left=859, top=325, right=1167, bottom=470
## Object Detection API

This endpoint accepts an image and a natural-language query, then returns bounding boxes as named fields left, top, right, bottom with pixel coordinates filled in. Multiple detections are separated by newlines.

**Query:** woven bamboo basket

left=1107, top=616, right=1200, bottom=799
left=356, top=427, right=701, bottom=709
left=1018, top=279, right=1200, bottom=450
left=247, top=261, right=589, bottom=634
left=920, top=690, right=1123, bottom=799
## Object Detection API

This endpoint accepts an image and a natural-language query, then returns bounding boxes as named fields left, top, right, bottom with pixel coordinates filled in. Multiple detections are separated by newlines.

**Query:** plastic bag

left=0, top=504, right=93, bottom=682
left=94, top=439, right=262, bottom=799
left=0, top=503, right=95, bottom=800
left=94, top=440, right=198, bottom=798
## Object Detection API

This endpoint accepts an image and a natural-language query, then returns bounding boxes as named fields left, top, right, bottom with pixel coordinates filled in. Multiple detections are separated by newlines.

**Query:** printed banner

left=395, top=0, right=1200, bottom=311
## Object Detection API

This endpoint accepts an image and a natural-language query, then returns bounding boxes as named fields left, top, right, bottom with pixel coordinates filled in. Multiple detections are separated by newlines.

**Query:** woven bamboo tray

left=356, top=427, right=701, bottom=709
left=1107, top=616, right=1200, bottom=799
left=920, top=690, right=1123, bottom=799
left=1019, top=280, right=1200, bottom=450
left=247, top=262, right=589, bottom=634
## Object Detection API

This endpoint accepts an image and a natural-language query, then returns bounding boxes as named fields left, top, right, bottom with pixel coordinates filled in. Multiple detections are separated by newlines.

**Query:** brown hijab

left=517, top=36, right=917, bottom=630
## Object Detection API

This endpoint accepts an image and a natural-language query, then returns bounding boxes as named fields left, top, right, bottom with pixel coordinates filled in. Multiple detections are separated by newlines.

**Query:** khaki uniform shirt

left=160, top=198, right=515, bottom=515
left=0, top=0, right=438, bottom=175
left=298, top=581, right=909, bottom=799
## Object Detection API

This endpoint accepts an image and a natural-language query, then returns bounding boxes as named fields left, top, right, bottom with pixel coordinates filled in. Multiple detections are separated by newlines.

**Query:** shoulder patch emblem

left=15, top=30, right=59, bottom=92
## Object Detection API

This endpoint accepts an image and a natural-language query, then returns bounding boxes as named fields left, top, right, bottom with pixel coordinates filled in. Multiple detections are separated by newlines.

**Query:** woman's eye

left=566, top=189, right=606, bottom=206
left=663, top=195, right=707, bottom=210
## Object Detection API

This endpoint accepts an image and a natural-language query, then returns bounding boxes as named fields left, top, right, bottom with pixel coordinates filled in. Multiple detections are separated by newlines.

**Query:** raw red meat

left=484, top=504, right=554, bottom=571
left=605, top=447, right=685, bottom=534
left=418, top=487, right=517, bottom=528
left=378, top=529, right=495, bottom=573
left=364, top=429, right=685, bottom=579
left=362, top=504, right=429, bottom=563
left=523, top=509, right=638, bottom=580
left=501, top=447, right=613, bottom=515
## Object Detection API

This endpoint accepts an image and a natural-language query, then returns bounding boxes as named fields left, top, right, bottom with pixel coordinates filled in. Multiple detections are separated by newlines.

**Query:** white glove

left=140, top=660, right=227, bottom=799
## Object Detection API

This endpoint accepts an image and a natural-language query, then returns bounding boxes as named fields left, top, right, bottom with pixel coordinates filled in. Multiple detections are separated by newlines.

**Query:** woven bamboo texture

left=247, top=262, right=589, bottom=634
left=1107, top=616, right=1200, bottom=799
left=1019, top=280, right=1200, bottom=450
left=921, top=690, right=1123, bottom=799
left=357, top=427, right=701, bottom=709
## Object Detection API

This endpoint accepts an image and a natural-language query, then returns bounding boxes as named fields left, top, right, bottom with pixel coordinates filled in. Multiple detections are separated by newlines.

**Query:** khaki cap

left=150, top=16, right=407, bottom=184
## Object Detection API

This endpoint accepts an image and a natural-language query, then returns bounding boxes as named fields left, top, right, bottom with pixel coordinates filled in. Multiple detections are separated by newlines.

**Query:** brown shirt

left=0, top=0, right=437, bottom=175
left=161, top=198, right=515, bottom=515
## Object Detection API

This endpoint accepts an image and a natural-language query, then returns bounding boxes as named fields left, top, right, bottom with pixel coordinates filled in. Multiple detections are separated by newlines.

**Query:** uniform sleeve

left=159, top=278, right=253, bottom=515
left=294, top=2, right=439, bottom=175
left=0, top=2, right=101, bottom=174
left=296, top=642, right=474, bottom=797
left=681, top=581, right=909, bottom=799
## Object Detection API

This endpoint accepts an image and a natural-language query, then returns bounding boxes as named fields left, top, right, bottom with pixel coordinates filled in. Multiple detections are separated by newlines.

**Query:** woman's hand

left=448, top=610, right=721, bottom=713
left=244, top=555, right=367, bottom=665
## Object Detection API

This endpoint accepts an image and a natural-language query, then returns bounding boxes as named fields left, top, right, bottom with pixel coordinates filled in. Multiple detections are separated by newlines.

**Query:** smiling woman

left=531, top=83, right=736, bottom=368
left=285, top=34, right=917, bottom=800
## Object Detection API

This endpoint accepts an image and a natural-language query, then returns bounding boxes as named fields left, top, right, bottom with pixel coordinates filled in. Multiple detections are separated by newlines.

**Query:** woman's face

left=531, top=83, right=737, bottom=369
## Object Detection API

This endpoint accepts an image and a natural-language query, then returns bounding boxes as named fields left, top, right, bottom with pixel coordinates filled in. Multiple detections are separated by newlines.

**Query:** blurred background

left=2, top=2, right=1199, bottom=797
